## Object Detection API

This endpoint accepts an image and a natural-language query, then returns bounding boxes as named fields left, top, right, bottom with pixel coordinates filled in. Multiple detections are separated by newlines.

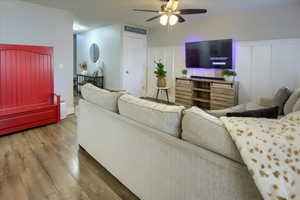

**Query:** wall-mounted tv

left=185, top=39, right=233, bottom=69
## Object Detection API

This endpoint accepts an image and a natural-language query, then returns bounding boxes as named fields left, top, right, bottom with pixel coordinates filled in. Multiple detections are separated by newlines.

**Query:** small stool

left=156, top=87, right=170, bottom=103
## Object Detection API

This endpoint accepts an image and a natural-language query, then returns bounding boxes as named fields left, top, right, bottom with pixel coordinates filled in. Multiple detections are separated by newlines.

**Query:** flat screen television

left=185, top=39, right=233, bottom=69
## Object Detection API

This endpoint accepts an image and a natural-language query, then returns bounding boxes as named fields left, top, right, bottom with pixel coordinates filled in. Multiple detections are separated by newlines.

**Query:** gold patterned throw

left=221, top=111, right=300, bottom=200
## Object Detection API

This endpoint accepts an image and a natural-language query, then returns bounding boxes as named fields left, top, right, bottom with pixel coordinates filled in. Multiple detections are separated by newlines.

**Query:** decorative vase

left=81, top=70, right=88, bottom=76
left=157, top=77, right=167, bottom=87
left=224, top=75, right=234, bottom=82
left=97, top=68, right=103, bottom=77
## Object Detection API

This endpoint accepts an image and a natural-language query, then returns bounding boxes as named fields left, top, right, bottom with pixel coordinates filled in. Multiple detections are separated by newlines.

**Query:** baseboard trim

left=67, top=106, right=75, bottom=115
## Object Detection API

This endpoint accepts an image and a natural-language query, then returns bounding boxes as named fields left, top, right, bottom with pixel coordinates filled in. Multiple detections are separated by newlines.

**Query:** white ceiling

left=20, top=0, right=300, bottom=30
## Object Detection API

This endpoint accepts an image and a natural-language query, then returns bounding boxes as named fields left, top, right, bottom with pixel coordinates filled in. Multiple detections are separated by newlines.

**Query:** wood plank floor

left=0, top=115, right=140, bottom=200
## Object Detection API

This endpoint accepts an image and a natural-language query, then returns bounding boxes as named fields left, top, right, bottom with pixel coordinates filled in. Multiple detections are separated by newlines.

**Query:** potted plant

left=154, top=61, right=167, bottom=87
left=182, top=69, right=188, bottom=78
left=222, top=69, right=237, bottom=82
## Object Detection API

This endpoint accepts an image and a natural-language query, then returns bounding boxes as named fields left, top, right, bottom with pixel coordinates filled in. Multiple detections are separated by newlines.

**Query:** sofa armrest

left=245, top=98, right=273, bottom=111
left=207, top=104, right=246, bottom=118
left=52, top=93, right=61, bottom=105
left=259, top=97, right=273, bottom=107
left=207, top=98, right=272, bottom=118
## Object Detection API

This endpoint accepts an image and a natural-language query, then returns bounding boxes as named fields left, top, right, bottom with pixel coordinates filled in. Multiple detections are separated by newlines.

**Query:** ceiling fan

left=133, top=0, right=207, bottom=26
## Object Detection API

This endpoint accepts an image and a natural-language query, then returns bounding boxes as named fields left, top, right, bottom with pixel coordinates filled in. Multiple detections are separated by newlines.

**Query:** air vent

left=124, top=26, right=147, bottom=35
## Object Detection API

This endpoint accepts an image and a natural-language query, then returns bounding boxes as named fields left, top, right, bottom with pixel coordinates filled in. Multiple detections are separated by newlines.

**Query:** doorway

left=122, top=32, right=147, bottom=97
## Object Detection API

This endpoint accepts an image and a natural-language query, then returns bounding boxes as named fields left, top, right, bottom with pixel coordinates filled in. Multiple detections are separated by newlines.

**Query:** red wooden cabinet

left=0, top=44, right=60, bottom=135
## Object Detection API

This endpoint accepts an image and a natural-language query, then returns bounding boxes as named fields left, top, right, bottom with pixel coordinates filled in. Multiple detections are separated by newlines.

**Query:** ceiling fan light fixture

left=169, top=15, right=179, bottom=26
left=160, top=14, right=169, bottom=26
left=134, top=1, right=207, bottom=26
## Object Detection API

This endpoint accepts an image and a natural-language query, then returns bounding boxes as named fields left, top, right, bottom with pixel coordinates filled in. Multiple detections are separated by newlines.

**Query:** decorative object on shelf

left=133, top=0, right=207, bottom=26
left=181, top=69, right=188, bottom=78
left=76, top=74, right=104, bottom=95
left=222, top=69, right=237, bottom=82
left=93, top=71, right=98, bottom=77
left=89, top=43, right=100, bottom=63
left=80, top=62, right=88, bottom=75
left=97, top=63, right=104, bottom=77
left=154, top=61, right=167, bottom=87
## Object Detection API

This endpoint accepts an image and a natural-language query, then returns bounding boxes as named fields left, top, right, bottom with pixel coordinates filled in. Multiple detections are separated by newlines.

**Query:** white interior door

left=123, top=32, right=147, bottom=97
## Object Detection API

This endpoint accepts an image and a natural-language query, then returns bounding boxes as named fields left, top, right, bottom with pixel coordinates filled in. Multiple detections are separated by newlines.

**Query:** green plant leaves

left=222, top=69, right=237, bottom=76
left=154, top=61, right=167, bottom=77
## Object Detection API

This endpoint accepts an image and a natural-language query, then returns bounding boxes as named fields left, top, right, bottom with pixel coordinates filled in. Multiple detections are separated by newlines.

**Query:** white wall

left=148, top=3, right=300, bottom=47
left=0, top=0, right=74, bottom=114
left=237, top=39, right=300, bottom=104
left=147, top=39, right=300, bottom=104
left=147, top=3, right=300, bottom=103
left=76, top=25, right=123, bottom=90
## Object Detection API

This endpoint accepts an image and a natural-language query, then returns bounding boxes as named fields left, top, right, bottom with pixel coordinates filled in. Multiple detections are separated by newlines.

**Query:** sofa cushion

left=284, top=89, right=300, bottom=115
left=272, top=87, right=292, bottom=115
left=182, top=107, right=243, bottom=163
left=81, top=83, right=123, bottom=113
left=118, top=94, right=185, bottom=137
left=226, top=106, right=279, bottom=119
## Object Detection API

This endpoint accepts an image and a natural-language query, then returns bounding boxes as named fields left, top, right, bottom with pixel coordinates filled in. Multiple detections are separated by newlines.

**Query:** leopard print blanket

left=221, top=112, right=300, bottom=200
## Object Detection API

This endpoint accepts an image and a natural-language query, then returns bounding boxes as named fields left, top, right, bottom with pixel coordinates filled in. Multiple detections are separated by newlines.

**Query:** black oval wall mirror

left=89, top=43, right=100, bottom=63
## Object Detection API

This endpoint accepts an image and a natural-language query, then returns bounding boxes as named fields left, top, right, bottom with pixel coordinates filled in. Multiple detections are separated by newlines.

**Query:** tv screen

left=185, top=39, right=233, bottom=69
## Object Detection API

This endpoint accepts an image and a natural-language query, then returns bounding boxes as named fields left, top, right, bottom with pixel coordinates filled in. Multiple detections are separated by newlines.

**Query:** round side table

left=156, top=87, right=170, bottom=103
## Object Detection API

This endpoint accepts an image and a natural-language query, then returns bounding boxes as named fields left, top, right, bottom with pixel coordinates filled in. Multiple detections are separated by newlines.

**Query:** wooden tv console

left=175, top=77, right=239, bottom=110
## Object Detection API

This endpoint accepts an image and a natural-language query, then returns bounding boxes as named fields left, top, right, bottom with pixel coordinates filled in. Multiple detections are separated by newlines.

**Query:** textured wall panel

left=0, top=44, right=53, bottom=110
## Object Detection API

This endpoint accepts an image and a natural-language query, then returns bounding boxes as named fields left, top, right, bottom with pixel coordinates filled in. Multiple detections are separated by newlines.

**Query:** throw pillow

left=226, top=106, right=279, bottom=119
left=284, top=89, right=300, bottom=115
left=272, top=87, right=292, bottom=115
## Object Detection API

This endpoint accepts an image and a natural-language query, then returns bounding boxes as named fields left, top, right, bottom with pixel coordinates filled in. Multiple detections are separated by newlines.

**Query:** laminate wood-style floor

left=0, top=115, right=140, bottom=200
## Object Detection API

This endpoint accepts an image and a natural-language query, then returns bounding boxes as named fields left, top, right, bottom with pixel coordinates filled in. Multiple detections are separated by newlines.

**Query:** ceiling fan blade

left=176, top=15, right=186, bottom=23
left=133, top=9, right=159, bottom=13
left=166, top=0, right=174, bottom=10
left=171, top=0, right=179, bottom=11
left=146, top=15, right=161, bottom=22
left=179, top=9, right=207, bottom=15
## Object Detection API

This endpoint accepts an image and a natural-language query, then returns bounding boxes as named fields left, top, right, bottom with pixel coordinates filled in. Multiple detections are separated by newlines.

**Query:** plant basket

left=224, top=75, right=234, bottom=82
left=157, top=77, right=167, bottom=87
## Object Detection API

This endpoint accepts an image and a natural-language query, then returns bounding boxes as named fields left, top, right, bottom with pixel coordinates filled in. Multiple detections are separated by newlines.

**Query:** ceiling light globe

left=160, top=14, right=169, bottom=26
left=169, top=15, right=179, bottom=26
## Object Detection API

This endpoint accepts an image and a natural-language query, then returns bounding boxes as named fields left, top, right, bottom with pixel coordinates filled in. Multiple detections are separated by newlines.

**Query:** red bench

left=0, top=44, right=60, bottom=135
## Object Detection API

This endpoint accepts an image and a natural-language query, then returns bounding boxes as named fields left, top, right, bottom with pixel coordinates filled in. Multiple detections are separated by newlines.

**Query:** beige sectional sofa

left=77, top=84, right=262, bottom=200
